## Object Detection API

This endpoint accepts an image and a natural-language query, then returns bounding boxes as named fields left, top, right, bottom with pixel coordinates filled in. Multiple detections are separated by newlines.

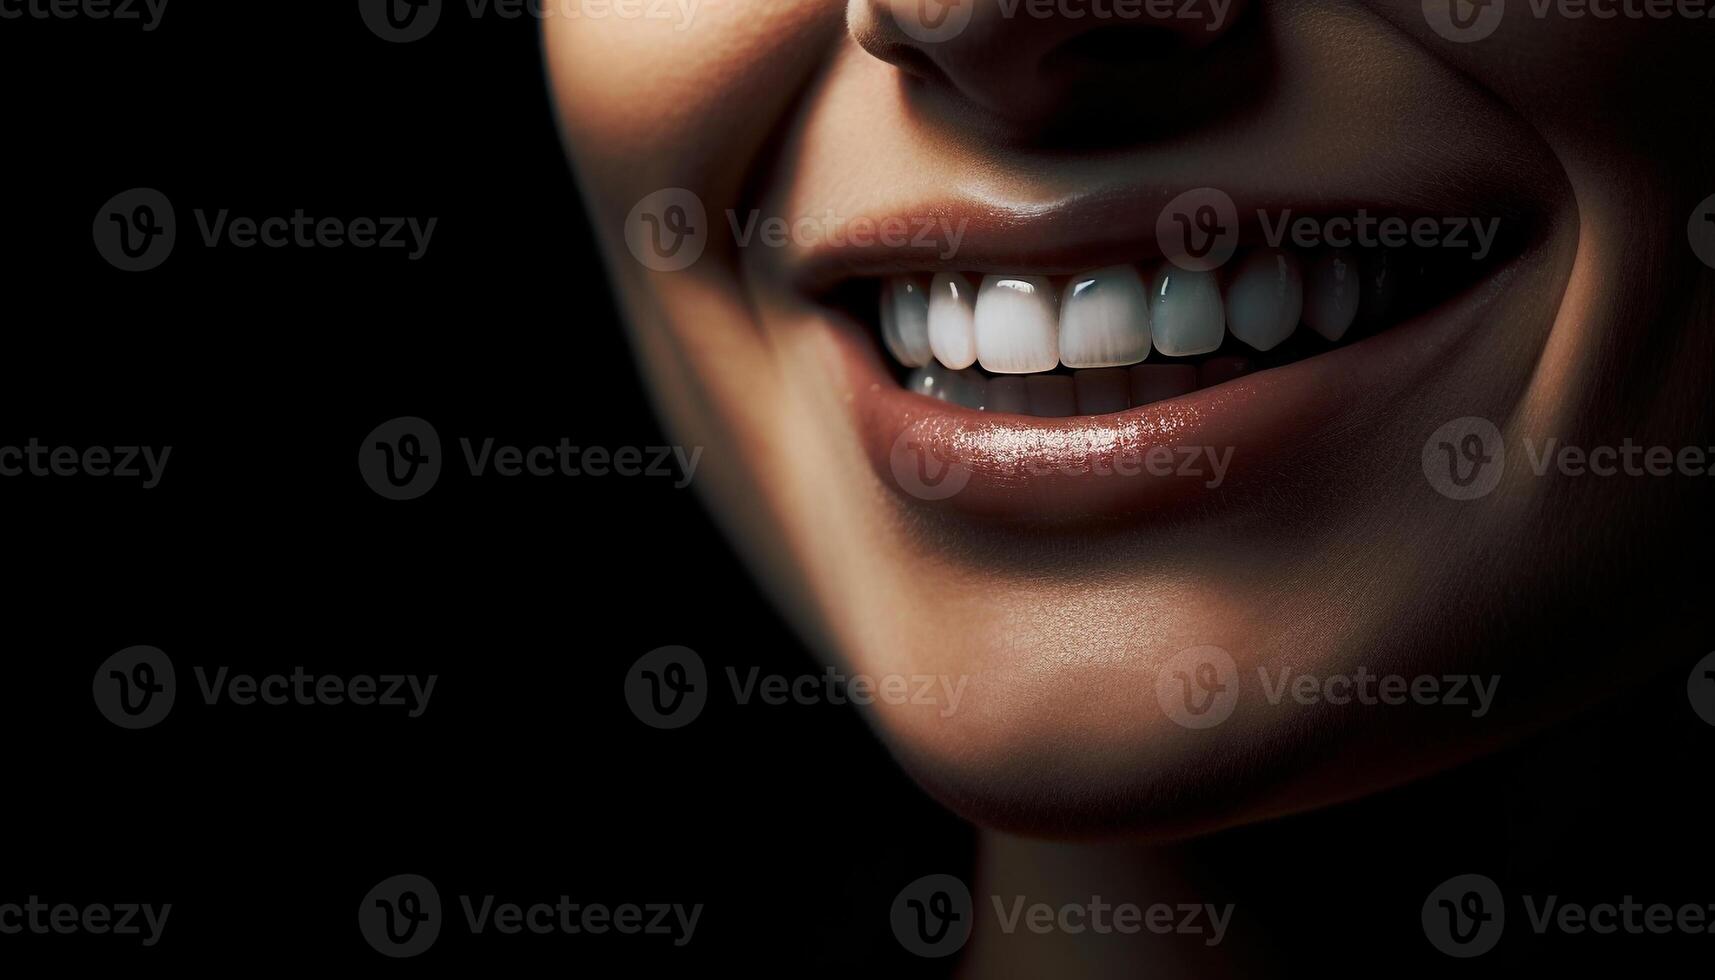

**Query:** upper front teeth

left=1058, top=266, right=1151, bottom=368
left=885, top=247, right=1369, bottom=372
left=1222, top=248, right=1303, bottom=352
left=974, top=275, right=1058, bottom=374
left=927, top=272, right=978, bottom=370
left=1148, top=266, right=1224, bottom=357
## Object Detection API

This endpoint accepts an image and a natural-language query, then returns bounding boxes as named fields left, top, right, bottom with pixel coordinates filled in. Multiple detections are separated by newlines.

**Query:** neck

left=956, top=831, right=1258, bottom=980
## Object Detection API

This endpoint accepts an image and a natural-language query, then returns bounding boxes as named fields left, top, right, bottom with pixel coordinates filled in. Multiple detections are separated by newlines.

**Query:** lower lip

left=836, top=266, right=1515, bottom=523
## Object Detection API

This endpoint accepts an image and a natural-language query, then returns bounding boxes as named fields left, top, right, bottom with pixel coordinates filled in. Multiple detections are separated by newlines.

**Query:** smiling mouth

left=838, top=237, right=1505, bottom=418
left=798, top=206, right=1536, bottom=521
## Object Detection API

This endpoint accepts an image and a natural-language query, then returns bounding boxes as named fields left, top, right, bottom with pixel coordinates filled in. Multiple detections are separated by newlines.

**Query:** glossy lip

left=759, top=166, right=1543, bottom=522
left=823, top=245, right=1529, bottom=523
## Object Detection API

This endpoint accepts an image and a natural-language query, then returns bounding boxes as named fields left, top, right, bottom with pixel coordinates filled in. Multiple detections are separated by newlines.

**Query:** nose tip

left=849, top=0, right=1251, bottom=131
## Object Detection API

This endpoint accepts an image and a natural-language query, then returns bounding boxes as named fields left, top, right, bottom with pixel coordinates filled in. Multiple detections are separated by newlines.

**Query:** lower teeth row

left=882, top=247, right=1397, bottom=376
left=907, top=360, right=1253, bottom=416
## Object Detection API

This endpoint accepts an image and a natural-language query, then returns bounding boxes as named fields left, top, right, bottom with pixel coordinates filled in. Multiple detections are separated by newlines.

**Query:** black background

left=4, top=2, right=1712, bottom=975
left=3, top=1, right=966, bottom=971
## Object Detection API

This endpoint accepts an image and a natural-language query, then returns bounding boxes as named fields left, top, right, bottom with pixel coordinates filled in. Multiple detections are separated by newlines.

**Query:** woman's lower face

left=547, top=3, right=1712, bottom=837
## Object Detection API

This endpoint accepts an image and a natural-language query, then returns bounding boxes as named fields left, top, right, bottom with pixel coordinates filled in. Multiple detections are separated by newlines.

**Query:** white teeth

left=1058, top=266, right=1151, bottom=368
left=891, top=243, right=1394, bottom=409
left=928, top=273, right=979, bottom=370
left=1222, top=248, right=1303, bottom=352
left=1147, top=266, right=1225, bottom=357
left=1303, top=250, right=1360, bottom=342
left=975, top=275, right=1058, bottom=374
left=882, top=277, right=933, bottom=367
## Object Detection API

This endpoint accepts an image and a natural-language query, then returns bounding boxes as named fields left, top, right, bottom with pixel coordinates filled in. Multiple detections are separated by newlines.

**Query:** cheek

left=543, top=5, right=845, bottom=206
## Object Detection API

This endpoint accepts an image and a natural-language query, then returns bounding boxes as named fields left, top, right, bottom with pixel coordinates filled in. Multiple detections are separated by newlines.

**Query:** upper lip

left=776, top=171, right=1537, bottom=299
